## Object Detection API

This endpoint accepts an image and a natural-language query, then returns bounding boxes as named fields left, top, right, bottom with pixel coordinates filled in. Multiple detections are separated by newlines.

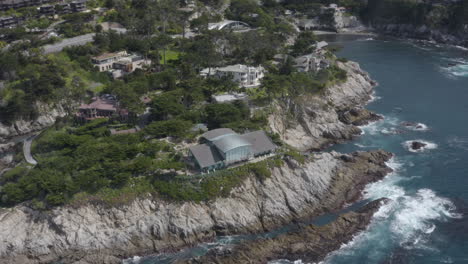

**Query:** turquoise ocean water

left=127, top=37, right=468, bottom=264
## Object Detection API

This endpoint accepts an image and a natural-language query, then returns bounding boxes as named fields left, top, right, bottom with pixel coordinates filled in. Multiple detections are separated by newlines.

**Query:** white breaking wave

left=321, top=158, right=460, bottom=263
left=441, top=59, right=468, bottom=78
left=403, top=140, right=438, bottom=153
left=354, top=143, right=376, bottom=148
left=122, top=256, right=142, bottom=264
left=368, top=93, right=382, bottom=103
left=454, top=45, right=468, bottom=51
left=403, top=122, right=429, bottom=131
left=390, top=188, right=459, bottom=247
left=268, top=259, right=306, bottom=264
left=449, top=64, right=468, bottom=77
left=359, top=116, right=400, bottom=136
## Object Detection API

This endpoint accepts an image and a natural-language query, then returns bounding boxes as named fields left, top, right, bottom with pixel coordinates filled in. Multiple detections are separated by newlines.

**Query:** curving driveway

left=23, top=136, right=37, bottom=165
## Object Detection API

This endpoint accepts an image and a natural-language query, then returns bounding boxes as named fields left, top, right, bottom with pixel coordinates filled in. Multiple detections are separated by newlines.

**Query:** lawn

left=160, top=50, right=181, bottom=64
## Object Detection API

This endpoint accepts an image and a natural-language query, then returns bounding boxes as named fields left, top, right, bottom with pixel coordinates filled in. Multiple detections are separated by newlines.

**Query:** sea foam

left=321, top=158, right=459, bottom=263
left=403, top=140, right=438, bottom=153
left=403, top=122, right=429, bottom=131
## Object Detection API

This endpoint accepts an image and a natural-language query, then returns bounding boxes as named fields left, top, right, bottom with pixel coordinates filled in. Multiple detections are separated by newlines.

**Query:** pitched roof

left=189, top=144, right=223, bottom=169
left=201, top=128, right=236, bottom=142
left=79, top=96, right=118, bottom=111
left=243, top=130, right=276, bottom=155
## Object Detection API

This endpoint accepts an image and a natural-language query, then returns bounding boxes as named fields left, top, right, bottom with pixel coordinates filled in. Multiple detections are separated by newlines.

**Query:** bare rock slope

left=181, top=198, right=390, bottom=264
left=0, top=150, right=392, bottom=264
left=269, top=61, right=378, bottom=151
left=0, top=61, right=386, bottom=264
left=0, top=102, right=66, bottom=143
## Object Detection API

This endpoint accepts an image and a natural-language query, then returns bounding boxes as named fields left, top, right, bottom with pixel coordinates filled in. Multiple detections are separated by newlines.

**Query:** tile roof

left=79, top=96, right=118, bottom=111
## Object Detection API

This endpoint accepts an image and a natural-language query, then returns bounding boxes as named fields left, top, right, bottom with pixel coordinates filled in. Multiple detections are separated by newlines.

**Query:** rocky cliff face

left=372, top=23, right=468, bottom=47
left=269, top=61, right=378, bottom=151
left=0, top=102, right=66, bottom=143
left=0, top=150, right=392, bottom=264
left=181, top=198, right=390, bottom=264
left=0, top=59, right=387, bottom=263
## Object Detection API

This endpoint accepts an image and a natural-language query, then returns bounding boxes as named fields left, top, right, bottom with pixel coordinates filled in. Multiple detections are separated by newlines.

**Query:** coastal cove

left=0, top=50, right=389, bottom=263
left=323, top=36, right=468, bottom=264
left=2, top=1, right=468, bottom=263
left=128, top=37, right=468, bottom=264
left=1, top=36, right=467, bottom=264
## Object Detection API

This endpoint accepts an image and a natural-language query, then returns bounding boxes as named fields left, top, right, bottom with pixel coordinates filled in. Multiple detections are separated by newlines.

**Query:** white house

left=201, top=64, right=265, bottom=88
left=91, top=51, right=127, bottom=72
left=92, top=51, right=151, bottom=79
left=208, top=20, right=250, bottom=31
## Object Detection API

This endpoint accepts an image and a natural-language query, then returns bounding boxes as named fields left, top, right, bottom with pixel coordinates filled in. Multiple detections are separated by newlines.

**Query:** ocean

left=126, top=37, right=468, bottom=264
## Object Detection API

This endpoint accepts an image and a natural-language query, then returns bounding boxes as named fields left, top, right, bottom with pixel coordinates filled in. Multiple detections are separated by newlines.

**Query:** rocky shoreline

left=0, top=150, right=393, bottom=264
left=269, top=61, right=379, bottom=151
left=371, top=24, right=468, bottom=48
left=180, top=198, right=390, bottom=264
left=0, top=61, right=390, bottom=264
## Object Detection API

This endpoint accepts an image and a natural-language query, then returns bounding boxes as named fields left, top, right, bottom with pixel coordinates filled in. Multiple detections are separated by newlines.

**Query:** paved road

left=23, top=136, right=37, bottom=165
left=43, top=33, right=95, bottom=54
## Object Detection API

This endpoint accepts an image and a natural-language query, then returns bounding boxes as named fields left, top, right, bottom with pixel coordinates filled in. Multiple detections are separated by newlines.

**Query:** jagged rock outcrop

left=339, top=107, right=383, bottom=126
left=0, top=142, right=17, bottom=173
left=181, top=198, right=390, bottom=264
left=372, top=24, right=468, bottom=47
left=0, top=102, right=66, bottom=143
left=269, top=61, right=378, bottom=151
left=0, top=150, right=392, bottom=264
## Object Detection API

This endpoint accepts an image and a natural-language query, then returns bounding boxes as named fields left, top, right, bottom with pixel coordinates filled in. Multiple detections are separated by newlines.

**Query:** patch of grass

left=160, top=50, right=181, bottom=64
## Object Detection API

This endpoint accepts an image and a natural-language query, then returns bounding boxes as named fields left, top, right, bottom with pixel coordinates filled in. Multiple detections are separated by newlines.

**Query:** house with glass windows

left=188, top=128, right=276, bottom=172
left=200, top=64, right=265, bottom=88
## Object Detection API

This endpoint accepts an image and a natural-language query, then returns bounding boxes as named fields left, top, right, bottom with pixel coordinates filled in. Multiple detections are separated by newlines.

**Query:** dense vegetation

left=362, top=0, right=468, bottom=32
left=1, top=119, right=185, bottom=207
left=0, top=0, right=349, bottom=209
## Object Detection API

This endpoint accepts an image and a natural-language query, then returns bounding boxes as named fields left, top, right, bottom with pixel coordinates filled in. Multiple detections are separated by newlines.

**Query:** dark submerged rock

left=411, top=141, right=427, bottom=151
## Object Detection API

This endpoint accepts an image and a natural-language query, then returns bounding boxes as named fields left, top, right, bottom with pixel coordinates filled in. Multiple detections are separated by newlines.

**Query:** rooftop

left=201, top=128, right=236, bottom=142
left=189, top=144, right=223, bottom=169
left=213, top=134, right=252, bottom=154
left=208, top=20, right=249, bottom=30
left=79, top=95, right=118, bottom=111
left=243, top=130, right=277, bottom=155
left=217, top=64, right=250, bottom=73
left=92, top=51, right=125, bottom=61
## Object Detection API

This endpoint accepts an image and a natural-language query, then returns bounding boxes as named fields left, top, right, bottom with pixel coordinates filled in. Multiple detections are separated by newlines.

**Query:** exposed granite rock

left=0, top=150, right=392, bottom=264
left=0, top=142, right=18, bottom=174
left=0, top=102, right=66, bottom=143
left=372, top=23, right=468, bottom=47
left=339, top=108, right=383, bottom=126
left=181, top=198, right=390, bottom=264
left=269, top=61, right=378, bottom=151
